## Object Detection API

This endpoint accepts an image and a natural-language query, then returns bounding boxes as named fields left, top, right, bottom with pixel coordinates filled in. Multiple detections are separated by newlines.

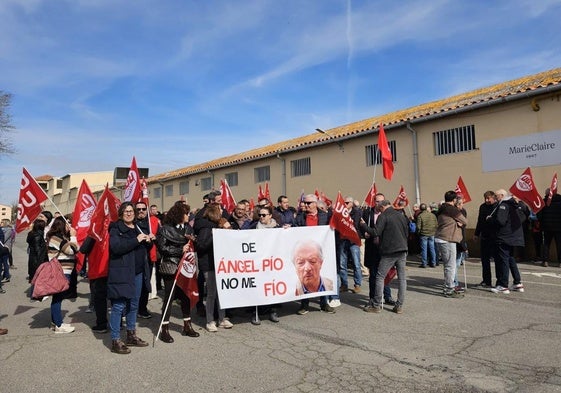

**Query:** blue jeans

left=51, top=273, right=71, bottom=327
left=437, top=241, right=456, bottom=290
left=339, top=240, right=362, bottom=287
left=1, top=255, right=10, bottom=280
left=373, top=252, right=407, bottom=307
left=419, top=236, right=436, bottom=266
left=109, top=273, right=142, bottom=340
left=454, top=251, right=466, bottom=286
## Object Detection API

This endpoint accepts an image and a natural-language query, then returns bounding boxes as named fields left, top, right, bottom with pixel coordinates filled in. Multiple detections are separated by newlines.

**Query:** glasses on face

left=303, top=201, right=314, bottom=205
left=345, top=201, right=353, bottom=205
left=258, top=213, right=269, bottom=217
left=258, top=204, right=267, bottom=207
left=136, top=208, right=147, bottom=211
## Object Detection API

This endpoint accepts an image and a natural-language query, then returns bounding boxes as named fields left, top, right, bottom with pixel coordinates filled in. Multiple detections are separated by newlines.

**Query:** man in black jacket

left=473, top=191, right=497, bottom=287
left=365, top=200, right=409, bottom=314
left=538, top=188, right=561, bottom=267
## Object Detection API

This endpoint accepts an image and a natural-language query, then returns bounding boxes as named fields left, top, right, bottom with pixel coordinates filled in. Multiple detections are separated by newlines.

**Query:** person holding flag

left=155, top=202, right=200, bottom=343
left=107, top=202, right=152, bottom=354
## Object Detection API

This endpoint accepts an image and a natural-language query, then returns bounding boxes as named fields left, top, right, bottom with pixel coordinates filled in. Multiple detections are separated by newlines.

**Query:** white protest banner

left=212, top=226, right=337, bottom=309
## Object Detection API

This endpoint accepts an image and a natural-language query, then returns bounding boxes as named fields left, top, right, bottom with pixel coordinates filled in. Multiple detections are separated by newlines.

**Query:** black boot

left=159, top=324, right=174, bottom=343
left=181, top=320, right=200, bottom=337
left=125, top=330, right=149, bottom=347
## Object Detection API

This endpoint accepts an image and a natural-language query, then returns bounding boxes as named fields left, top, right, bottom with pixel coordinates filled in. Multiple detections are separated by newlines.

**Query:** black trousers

left=90, top=277, right=108, bottom=327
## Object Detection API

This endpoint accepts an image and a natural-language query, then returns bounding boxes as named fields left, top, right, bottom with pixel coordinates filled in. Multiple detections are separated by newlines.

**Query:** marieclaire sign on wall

left=482, top=129, right=561, bottom=172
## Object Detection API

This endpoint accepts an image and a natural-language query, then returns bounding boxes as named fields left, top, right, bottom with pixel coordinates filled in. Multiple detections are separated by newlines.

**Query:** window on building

left=225, top=172, right=238, bottom=187
left=179, top=181, right=189, bottom=195
left=165, top=184, right=173, bottom=197
left=56, top=179, right=63, bottom=189
left=291, top=157, right=311, bottom=177
left=365, top=140, right=397, bottom=166
left=153, top=187, right=161, bottom=199
left=254, top=166, right=270, bottom=183
left=200, top=177, right=212, bottom=191
left=433, top=125, right=476, bottom=156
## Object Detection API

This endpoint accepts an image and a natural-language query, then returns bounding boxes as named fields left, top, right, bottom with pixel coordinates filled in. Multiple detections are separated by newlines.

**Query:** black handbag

left=159, top=257, right=179, bottom=275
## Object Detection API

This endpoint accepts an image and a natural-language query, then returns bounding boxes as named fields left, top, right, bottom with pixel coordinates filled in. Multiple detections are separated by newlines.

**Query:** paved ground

left=1, top=235, right=560, bottom=393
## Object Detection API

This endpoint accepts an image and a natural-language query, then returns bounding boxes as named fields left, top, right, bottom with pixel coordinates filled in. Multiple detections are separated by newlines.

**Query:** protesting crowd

left=1, top=176, right=559, bottom=351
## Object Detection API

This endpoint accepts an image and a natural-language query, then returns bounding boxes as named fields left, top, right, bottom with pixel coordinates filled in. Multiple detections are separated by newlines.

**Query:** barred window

left=434, top=125, right=476, bottom=156
left=225, top=172, right=238, bottom=187
left=165, top=184, right=173, bottom=197
left=200, top=177, right=212, bottom=191
left=365, top=140, right=397, bottom=166
left=254, top=166, right=270, bottom=183
left=290, top=157, right=311, bottom=177
left=179, top=181, right=189, bottom=195
left=153, top=187, right=161, bottom=199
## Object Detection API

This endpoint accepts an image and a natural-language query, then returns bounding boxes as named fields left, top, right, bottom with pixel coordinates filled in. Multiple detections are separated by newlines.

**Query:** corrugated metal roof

left=148, top=67, right=561, bottom=183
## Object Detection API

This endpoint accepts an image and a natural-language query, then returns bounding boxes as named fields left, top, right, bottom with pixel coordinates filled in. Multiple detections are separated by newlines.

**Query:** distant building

left=0, top=204, right=12, bottom=223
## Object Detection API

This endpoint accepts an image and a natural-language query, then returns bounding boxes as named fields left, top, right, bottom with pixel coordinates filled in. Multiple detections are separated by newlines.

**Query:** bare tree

left=0, top=91, right=15, bottom=155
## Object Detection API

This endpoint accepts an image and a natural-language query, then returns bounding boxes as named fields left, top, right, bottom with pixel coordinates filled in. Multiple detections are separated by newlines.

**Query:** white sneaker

left=218, top=319, right=233, bottom=329
left=54, top=324, right=75, bottom=334
left=328, top=299, right=341, bottom=308
left=490, top=285, right=510, bottom=294
left=206, top=322, right=218, bottom=332
left=509, top=283, right=525, bottom=293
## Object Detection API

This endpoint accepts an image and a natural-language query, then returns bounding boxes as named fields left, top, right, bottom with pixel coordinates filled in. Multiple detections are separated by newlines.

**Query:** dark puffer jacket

left=490, top=197, right=525, bottom=247
left=156, top=224, right=192, bottom=276
left=538, top=194, right=561, bottom=232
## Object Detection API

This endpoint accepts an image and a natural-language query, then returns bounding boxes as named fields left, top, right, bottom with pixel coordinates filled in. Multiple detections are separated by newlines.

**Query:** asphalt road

left=1, top=234, right=560, bottom=393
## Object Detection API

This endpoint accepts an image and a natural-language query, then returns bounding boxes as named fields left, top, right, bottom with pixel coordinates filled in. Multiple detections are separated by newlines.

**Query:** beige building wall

left=0, top=204, right=12, bottom=223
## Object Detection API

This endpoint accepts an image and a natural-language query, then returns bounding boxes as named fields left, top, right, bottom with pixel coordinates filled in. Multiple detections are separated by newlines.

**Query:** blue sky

left=1, top=0, right=560, bottom=204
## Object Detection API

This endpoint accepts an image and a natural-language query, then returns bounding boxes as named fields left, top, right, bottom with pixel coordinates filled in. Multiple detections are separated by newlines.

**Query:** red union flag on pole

left=363, top=183, right=378, bottom=207
left=15, top=168, right=48, bottom=233
left=175, top=240, right=199, bottom=309
left=378, top=123, right=394, bottom=181
left=546, top=172, right=558, bottom=206
left=123, top=156, right=141, bottom=202
left=220, top=179, right=236, bottom=214
left=393, top=185, right=409, bottom=208
left=454, top=176, right=472, bottom=203
left=509, top=167, right=544, bottom=214
left=88, top=185, right=121, bottom=242
left=329, top=192, right=361, bottom=246
left=71, top=180, right=97, bottom=272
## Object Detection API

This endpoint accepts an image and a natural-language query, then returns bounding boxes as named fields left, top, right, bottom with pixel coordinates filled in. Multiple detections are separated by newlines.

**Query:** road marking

left=521, top=272, right=561, bottom=279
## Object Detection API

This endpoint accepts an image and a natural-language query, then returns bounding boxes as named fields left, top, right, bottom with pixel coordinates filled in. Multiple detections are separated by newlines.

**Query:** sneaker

left=1, top=278, right=10, bottom=283
left=490, top=286, right=510, bottom=294
left=328, top=299, right=341, bottom=308
left=364, top=305, right=382, bottom=313
left=296, top=306, right=309, bottom=315
left=41, top=296, right=50, bottom=302
left=510, top=283, right=525, bottom=293
left=320, top=304, right=336, bottom=314
left=251, top=313, right=261, bottom=325
left=0, top=287, right=5, bottom=294
left=269, top=311, right=279, bottom=323
left=206, top=322, right=218, bottom=332
left=542, top=261, right=548, bottom=267
left=339, top=284, right=348, bottom=292
left=137, top=312, right=152, bottom=319
left=91, top=325, right=108, bottom=334
left=454, top=286, right=465, bottom=293
left=85, top=307, right=94, bottom=313
left=218, top=319, right=233, bottom=329
left=392, top=305, right=403, bottom=314
left=54, top=324, right=75, bottom=334
left=443, top=290, right=464, bottom=298
left=418, top=264, right=426, bottom=268
left=384, top=298, right=396, bottom=306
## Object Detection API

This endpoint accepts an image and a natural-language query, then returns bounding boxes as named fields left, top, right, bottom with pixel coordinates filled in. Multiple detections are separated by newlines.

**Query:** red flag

left=257, top=185, right=265, bottom=201
left=329, top=192, right=361, bottom=246
left=88, top=185, right=121, bottom=242
left=71, top=180, right=97, bottom=272
left=175, top=240, right=199, bottom=309
left=384, top=266, right=397, bottom=286
left=363, top=183, right=378, bottom=207
left=264, top=182, right=271, bottom=203
left=249, top=198, right=255, bottom=214
left=378, top=123, right=394, bottom=181
left=123, top=156, right=141, bottom=202
left=546, top=172, right=558, bottom=206
left=15, top=168, right=49, bottom=233
left=454, top=176, right=472, bottom=203
left=392, top=185, right=409, bottom=208
left=509, top=167, right=544, bottom=214
left=220, top=179, right=236, bottom=214
left=321, top=192, right=332, bottom=207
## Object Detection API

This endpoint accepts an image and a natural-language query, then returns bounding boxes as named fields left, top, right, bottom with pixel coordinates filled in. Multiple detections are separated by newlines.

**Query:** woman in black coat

left=107, top=202, right=152, bottom=354
left=26, top=218, right=48, bottom=286
left=156, top=202, right=199, bottom=343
